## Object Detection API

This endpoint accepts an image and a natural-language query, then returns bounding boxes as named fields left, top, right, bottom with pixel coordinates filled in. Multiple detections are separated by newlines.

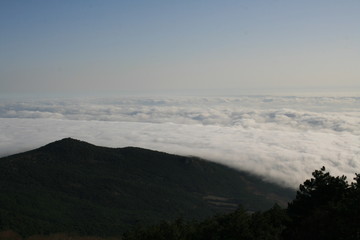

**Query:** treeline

left=123, top=204, right=286, bottom=240
left=123, top=167, right=360, bottom=240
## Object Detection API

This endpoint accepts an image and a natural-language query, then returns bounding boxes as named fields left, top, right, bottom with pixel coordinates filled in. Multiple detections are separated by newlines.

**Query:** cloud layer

left=0, top=96, right=359, bottom=188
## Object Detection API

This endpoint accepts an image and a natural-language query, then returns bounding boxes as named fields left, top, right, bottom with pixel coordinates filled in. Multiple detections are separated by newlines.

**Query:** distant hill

left=0, top=138, right=294, bottom=237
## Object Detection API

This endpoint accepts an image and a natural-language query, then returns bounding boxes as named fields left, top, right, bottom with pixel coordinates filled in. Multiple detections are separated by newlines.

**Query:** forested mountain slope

left=0, top=138, right=294, bottom=237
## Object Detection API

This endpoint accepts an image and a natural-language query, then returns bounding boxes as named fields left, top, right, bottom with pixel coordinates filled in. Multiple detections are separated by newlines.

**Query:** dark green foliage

left=284, top=167, right=360, bottom=240
left=0, top=138, right=293, bottom=237
left=287, top=166, right=348, bottom=218
left=123, top=204, right=288, bottom=240
left=250, top=204, right=289, bottom=240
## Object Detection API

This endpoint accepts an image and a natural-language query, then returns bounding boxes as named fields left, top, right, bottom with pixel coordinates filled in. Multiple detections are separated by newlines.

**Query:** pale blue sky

left=1, top=0, right=359, bottom=96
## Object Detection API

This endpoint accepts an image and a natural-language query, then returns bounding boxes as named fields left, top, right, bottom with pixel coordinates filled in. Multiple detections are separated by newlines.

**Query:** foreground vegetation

left=2, top=167, right=360, bottom=240
left=122, top=167, right=360, bottom=240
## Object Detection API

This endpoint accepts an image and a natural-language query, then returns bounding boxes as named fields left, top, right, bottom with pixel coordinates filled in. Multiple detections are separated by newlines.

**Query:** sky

left=1, top=0, right=360, bottom=96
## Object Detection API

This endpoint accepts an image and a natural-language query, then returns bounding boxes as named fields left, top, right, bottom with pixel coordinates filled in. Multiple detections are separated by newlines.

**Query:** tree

left=284, top=167, right=351, bottom=240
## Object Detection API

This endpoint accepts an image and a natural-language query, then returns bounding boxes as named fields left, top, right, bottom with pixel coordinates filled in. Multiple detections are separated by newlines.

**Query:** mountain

left=0, top=138, right=294, bottom=237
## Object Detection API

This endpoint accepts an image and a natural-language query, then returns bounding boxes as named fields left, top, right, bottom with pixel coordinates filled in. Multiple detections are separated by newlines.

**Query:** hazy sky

left=1, top=0, right=359, bottom=96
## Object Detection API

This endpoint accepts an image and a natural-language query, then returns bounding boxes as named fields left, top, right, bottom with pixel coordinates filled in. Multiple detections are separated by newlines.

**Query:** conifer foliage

left=284, top=167, right=360, bottom=240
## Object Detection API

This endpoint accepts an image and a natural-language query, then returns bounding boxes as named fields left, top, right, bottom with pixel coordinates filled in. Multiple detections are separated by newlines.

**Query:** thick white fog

left=0, top=96, right=359, bottom=188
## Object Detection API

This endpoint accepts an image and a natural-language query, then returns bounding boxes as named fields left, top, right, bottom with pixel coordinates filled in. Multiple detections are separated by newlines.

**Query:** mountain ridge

left=0, top=138, right=294, bottom=237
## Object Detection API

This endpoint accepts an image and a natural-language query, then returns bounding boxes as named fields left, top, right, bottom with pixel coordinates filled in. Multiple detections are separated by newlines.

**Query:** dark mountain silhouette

left=0, top=138, right=294, bottom=237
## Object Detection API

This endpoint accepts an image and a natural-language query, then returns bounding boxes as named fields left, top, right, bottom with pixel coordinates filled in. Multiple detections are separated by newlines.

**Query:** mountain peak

left=43, top=137, right=91, bottom=147
left=52, top=137, right=85, bottom=144
left=39, top=138, right=97, bottom=156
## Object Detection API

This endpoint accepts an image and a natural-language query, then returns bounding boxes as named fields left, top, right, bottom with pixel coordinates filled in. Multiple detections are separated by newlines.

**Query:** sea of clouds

left=0, top=95, right=359, bottom=188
